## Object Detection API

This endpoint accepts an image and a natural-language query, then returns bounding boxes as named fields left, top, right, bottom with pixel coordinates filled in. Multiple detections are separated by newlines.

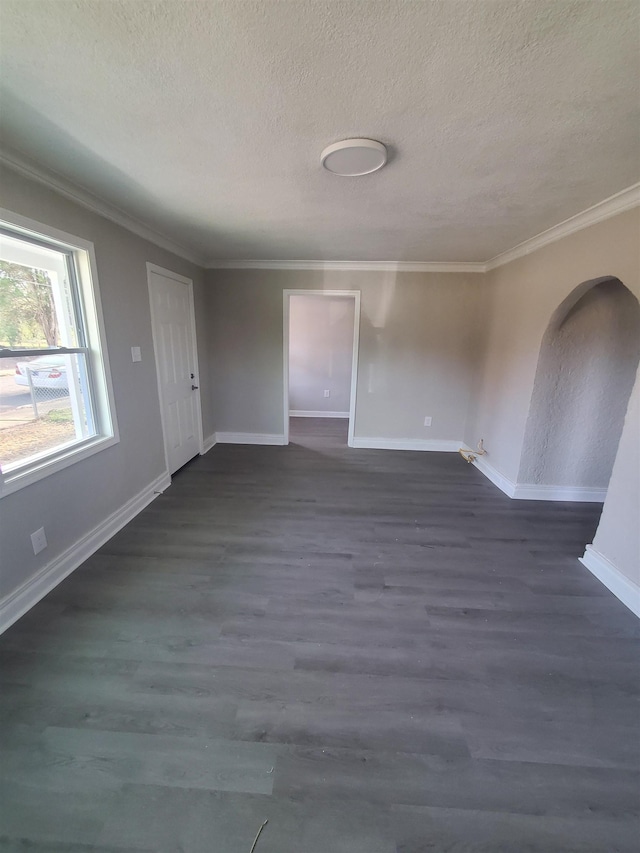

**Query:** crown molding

left=485, top=183, right=640, bottom=271
left=206, top=258, right=486, bottom=273
left=207, top=182, right=640, bottom=274
left=0, top=147, right=206, bottom=267
left=2, top=145, right=637, bottom=275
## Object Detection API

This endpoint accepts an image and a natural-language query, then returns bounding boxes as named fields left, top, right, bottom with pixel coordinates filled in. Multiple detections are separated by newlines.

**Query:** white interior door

left=147, top=265, right=202, bottom=475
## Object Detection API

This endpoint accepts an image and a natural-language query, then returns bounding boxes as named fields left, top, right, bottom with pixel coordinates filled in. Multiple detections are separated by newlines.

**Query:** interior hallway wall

left=205, top=269, right=485, bottom=443
left=289, top=294, right=354, bottom=415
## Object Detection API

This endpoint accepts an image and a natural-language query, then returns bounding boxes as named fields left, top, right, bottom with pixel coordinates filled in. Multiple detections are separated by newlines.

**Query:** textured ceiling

left=0, top=0, right=638, bottom=263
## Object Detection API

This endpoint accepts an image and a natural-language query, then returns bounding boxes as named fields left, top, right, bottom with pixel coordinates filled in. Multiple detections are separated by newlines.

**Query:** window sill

left=0, top=433, right=119, bottom=498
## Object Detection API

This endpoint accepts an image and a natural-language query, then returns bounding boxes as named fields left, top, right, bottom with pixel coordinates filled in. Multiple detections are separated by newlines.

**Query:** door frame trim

left=283, top=289, right=361, bottom=447
left=147, top=263, right=204, bottom=476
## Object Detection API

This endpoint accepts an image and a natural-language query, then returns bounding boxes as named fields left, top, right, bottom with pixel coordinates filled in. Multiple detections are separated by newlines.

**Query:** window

left=0, top=210, right=118, bottom=496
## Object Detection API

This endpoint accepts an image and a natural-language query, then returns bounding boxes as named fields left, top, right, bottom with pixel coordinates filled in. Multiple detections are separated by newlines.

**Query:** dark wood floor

left=1, top=418, right=639, bottom=852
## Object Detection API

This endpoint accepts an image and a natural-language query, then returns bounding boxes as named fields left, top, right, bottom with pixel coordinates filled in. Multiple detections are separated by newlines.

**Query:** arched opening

left=519, top=277, right=640, bottom=496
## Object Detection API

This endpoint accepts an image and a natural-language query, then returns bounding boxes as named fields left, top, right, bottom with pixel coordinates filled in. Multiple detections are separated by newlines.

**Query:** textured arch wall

left=519, top=278, right=640, bottom=488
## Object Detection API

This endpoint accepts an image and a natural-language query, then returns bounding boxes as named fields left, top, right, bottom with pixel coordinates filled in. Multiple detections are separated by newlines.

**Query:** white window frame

left=0, top=208, right=119, bottom=498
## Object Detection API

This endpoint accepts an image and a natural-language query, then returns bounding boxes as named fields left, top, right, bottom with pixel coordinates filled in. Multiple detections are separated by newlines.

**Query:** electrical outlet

left=30, top=527, right=47, bottom=555
left=324, top=389, right=330, bottom=398
left=424, top=416, right=432, bottom=427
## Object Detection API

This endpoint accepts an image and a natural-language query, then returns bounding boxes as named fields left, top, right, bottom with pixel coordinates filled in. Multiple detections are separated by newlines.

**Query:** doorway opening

left=519, top=277, right=640, bottom=493
left=518, top=276, right=640, bottom=553
left=283, top=290, right=360, bottom=447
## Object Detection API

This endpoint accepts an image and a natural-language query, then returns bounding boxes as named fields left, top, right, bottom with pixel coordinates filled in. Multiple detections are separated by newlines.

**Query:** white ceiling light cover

left=321, top=138, right=387, bottom=176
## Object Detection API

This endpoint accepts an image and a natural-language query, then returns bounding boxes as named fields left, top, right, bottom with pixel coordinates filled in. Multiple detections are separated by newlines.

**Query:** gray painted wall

left=205, top=269, right=484, bottom=442
left=465, top=210, right=640, bottom=486
left=465, top=207, right=640, bottom=588
left=519, top=279, right=640, bottom=487
left=593, top=363, right=640, bottom=585
left=0, top=164, right=212, bottom=601
left=289, top=294, right=354, bottom=415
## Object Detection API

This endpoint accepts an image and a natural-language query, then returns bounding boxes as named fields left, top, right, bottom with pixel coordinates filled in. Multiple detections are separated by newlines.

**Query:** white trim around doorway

left=283, top=290, right=361, bottom=447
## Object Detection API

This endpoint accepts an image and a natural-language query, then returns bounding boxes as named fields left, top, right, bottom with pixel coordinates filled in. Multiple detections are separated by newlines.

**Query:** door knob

left=191, top=384, right=199, bottom=390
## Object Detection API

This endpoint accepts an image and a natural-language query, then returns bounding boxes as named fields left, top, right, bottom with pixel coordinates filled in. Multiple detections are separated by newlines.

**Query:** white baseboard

left=471, top=456, right=607, bottom=503
left=513, top=483, right=607, bottom=502
left=215, top=432, right=286, bottom=446
left=351, top=437, right=463, bottom=452
left=580, top=545, right=640, bottom=618
left=289, top=410, right=350, bottom=419
left=201, top=433, right=217, bottom=454
left=471, top=455, right=517, bottom=497
left=0, top=471, right=171, bottom=635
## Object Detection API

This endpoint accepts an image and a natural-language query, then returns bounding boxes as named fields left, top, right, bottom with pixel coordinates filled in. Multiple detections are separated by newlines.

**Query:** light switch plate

left=131, top=346, right=141, bottom=362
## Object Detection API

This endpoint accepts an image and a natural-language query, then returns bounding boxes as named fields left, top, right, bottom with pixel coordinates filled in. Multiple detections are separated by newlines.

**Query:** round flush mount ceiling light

left=320, top=138, right=387, bottom=176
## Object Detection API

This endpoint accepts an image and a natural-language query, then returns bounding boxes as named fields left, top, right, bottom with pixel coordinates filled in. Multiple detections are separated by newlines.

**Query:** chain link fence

left=22, top=370, right=70, bottom=419
left=13, top=359, right=71, bottom=420
left=1, top=359, right=74, bottom=467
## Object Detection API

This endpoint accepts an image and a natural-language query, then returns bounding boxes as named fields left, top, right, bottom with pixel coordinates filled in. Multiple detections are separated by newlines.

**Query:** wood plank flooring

left=1, top=418, right=639, bottom=852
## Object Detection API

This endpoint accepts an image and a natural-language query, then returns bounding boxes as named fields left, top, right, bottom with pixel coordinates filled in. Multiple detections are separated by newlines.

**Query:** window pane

left=0, top=353, right=96, bottom=472
left=0, top=233, right=80, bottom=349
